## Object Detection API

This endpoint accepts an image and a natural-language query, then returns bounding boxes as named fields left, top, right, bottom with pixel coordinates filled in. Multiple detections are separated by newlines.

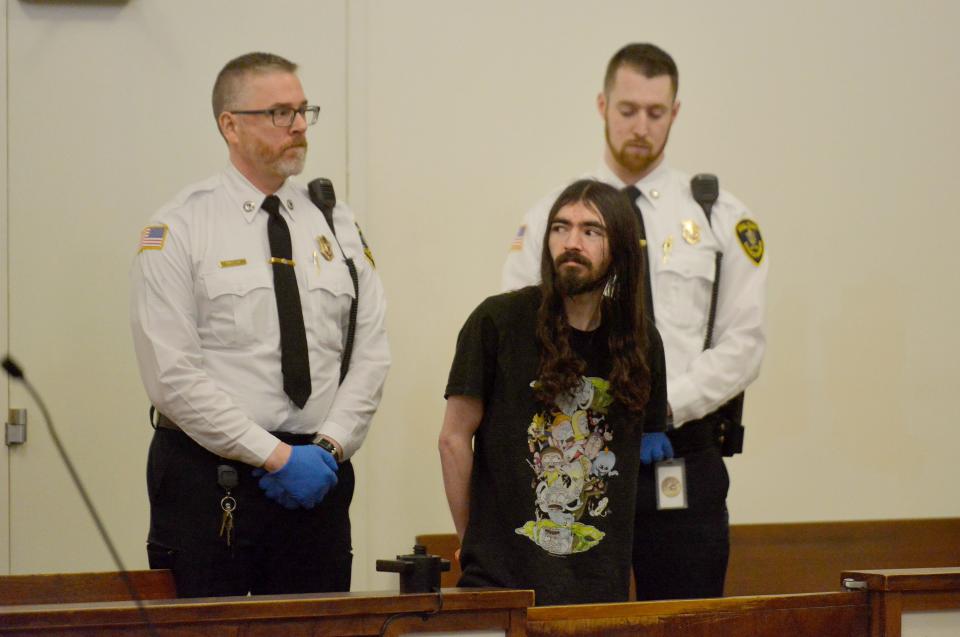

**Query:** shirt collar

left=594, top=162, right=627, bottom=189
left=273, top=180, right=302, bottom=219
left=223, top=163, right=300, bottom=224
left=597, top=158, right=672, bottom=210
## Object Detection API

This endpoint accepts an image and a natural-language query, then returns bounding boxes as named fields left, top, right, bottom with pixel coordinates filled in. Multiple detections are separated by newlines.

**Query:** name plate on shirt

left=655, top=458, right=688, bottom=510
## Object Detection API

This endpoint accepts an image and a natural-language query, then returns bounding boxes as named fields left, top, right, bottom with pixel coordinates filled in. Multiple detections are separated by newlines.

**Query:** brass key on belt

left=219, top=495, right=237, bottom=546
left=216, top=464, right=240, bottom=548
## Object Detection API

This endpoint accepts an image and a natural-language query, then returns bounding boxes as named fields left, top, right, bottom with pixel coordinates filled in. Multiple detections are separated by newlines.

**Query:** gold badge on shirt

left=681, top=219, right=701, bottom=245
left=317, top=235, right=334, bottom=262
left=735, top=219, right=765, bottom=265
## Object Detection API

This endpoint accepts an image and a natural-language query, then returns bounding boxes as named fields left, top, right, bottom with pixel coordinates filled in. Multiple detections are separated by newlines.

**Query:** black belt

left=155, top=412, right=180, bottom=431
left=667, top=417, right=721, bottom=456
left=155, top=413, right=316, bottom=446
left=668, top=406, right=745, bottom=457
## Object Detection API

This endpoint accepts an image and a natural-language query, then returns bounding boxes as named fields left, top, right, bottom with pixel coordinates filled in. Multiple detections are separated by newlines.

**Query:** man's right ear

left=596, top=92, right=607, bottom=119
left=218, top=111, right=238, bottom=144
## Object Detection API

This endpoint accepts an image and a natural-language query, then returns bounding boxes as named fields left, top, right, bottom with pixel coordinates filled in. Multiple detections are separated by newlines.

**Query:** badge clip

left=655, top=458, right=688, bottom=510
left=662, top=236, right=674, bottom=264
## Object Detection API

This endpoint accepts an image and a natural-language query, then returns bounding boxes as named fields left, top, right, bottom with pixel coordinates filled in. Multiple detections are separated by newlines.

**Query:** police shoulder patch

left=355, top=222, right=376, bottom=268
left=138, top=225, right=167, bottom=253
left=735, top=219, right=764, bottom=265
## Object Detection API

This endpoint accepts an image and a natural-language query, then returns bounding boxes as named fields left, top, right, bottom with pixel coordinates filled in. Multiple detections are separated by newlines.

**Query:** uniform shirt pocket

left=306, top=265, right=355, bottom=351
left=656, top=250, right=716, bottom=332
left=200, top=267, right=274, bottom=346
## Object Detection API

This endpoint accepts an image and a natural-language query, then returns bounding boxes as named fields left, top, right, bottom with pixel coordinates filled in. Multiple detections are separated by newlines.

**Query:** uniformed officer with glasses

left=130, top=52, right=389, bottom=598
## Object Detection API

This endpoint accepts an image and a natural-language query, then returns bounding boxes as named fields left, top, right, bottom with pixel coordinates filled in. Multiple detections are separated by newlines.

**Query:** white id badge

left=655, top=458, right=688, bottom=510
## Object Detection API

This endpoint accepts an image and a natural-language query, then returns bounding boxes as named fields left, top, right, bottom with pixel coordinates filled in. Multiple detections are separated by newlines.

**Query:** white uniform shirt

left=130, top=164, right=390, bottom=466
left=501, top=161, right=766, bottom=426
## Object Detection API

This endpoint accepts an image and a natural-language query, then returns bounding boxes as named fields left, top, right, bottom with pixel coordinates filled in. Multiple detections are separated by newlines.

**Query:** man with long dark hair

left=501, top=43, right=767, bottom=600
left=439, top=179, right=667, bottom=605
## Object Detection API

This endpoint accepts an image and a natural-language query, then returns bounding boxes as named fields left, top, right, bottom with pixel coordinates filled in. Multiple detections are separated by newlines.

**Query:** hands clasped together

left=253, top=445, right=339, bottom=509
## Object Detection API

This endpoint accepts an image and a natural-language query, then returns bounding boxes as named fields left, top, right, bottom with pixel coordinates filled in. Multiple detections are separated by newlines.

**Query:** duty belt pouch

left=718, top=419, right=745, bottom=456
left=714, top=393, right=745, bottom=457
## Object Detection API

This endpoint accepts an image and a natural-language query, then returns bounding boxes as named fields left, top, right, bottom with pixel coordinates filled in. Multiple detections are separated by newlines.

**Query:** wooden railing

left=842, top=567, right=960, bottom=637
left=1, top=567, right=958, bottom=636
left=0, top=585, right=532, bottom=636
left=525, top=568, right=960, bottom=636
left=526, top=591, right=871, bottom=637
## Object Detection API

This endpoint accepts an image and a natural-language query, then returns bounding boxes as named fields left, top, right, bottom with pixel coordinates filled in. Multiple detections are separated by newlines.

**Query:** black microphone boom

left=2, top=355, right=159, bottom=636
left=2, top=356, right=24, bottom=379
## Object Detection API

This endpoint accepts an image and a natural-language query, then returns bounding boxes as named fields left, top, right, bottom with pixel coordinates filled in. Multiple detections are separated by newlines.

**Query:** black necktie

left=262, top=195, right=311, bottom=408
left=623, top=186, right=655, bottom=322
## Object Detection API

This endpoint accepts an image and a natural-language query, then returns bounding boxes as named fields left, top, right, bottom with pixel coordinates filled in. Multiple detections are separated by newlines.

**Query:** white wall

left=0, top=0, right=10, bottom=575
left=2, top=0, right=959, bottom=588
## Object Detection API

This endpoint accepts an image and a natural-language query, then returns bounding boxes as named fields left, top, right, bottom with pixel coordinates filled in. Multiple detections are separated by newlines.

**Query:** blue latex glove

left=640, top=432, right=674, bottom=465
left=255, top=445, right=339, bottom=509
left=257, top=474, right=301, bottom=510
left=251, top=469, right=302, bottom=509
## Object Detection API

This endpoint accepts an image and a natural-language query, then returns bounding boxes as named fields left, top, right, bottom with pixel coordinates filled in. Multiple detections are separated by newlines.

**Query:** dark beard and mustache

left=554, top=251, right=608, bottom=296
left=605, top=123, right=668, bottom=176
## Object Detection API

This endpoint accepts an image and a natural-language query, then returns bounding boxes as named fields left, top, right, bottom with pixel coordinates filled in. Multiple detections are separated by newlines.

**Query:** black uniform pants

left=146, top=426, right=354, bottom=598
left=633, top=421, right=730, bottom=600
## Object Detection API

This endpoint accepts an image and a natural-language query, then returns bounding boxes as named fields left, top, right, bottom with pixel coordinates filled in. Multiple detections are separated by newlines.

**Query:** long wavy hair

left=535, top=179, right=652, bottom=417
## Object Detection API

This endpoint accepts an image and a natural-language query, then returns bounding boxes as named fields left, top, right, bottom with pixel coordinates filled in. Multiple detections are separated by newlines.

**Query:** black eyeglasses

left=229, top=105, right=321, bottom=127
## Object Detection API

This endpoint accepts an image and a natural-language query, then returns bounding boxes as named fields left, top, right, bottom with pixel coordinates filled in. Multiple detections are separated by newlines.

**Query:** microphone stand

left=2, top=356, right=159, bottom=637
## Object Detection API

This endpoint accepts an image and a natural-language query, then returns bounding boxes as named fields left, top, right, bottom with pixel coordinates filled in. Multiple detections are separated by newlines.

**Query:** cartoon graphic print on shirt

left=516, top=376, right=619, bottom=556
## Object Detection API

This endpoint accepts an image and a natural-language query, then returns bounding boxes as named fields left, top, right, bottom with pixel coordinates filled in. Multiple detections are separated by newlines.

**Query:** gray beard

left=274, top=148, right=306, bottom=178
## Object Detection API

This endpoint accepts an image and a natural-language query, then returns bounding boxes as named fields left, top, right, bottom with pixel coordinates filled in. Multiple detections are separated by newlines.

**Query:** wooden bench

left=418, top=517, right=960, bottom=595
left=729, top=518, right=960, bottom=595
left=0, top=569, right=176, bottom=606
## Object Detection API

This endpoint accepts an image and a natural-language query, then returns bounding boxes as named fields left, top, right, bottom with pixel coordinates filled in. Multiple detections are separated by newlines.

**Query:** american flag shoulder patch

left=510, top=225, right=526, bottom=251
left=139, top=225, right=167, bottom=252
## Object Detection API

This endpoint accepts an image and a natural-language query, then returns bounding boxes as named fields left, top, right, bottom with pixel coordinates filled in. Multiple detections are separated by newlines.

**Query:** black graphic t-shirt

left=445, top=286, right=667, bottom=606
